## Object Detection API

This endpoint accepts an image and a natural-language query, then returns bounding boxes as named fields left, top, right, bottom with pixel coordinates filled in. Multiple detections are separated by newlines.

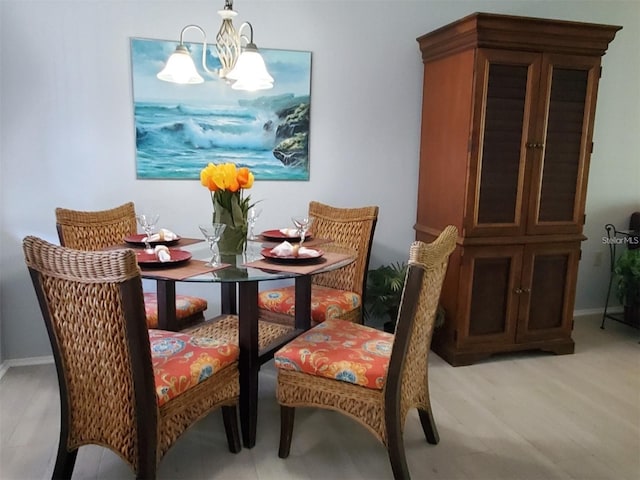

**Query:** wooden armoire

left=414, top=13, right=621, bottom=366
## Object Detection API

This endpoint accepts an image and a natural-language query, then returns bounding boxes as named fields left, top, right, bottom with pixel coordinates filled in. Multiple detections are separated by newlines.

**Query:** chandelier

left=157, top=0, right=274, bottom=91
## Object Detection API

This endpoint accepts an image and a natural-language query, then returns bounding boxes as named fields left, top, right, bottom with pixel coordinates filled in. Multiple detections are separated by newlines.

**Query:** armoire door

left=465, top=49, right=602, bottom=238
left=465, top=49, right=541, bottom=238
left=515, top=242, right=581, bottom=343
left=456, top=244, right=523, bottom=347
left=525, top=54, right=602, bottom=236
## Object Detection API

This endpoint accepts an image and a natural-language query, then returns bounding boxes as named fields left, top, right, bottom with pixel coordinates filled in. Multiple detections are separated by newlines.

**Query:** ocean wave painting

left=130, top=38, right=312, bottom=180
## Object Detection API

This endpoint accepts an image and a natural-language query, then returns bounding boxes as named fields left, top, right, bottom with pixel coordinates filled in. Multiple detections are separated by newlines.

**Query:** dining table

left=132, top=235, right=356, bottom=448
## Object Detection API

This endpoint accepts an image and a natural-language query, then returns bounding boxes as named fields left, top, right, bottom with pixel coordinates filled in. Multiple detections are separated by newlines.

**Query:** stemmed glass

left=199, top=223, right=226, bottom=267
left=291, top=215, right=314, bottom=247
left=136, top=213, right=160, bottom=253
left=247, top=206, right=263, bottom=240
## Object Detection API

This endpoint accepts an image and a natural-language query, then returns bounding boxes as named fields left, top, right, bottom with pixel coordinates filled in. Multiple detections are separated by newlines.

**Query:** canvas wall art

left=130, top=38, right=311, bottom=180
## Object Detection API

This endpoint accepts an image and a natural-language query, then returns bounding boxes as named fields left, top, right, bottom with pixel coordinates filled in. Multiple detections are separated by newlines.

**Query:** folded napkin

left=154, top=245, right=171, bottom=263
left=279, top=228, right=308, bottom=238
left=144, top=228, right=178, bottom=242
left=270, top=241, right=321, bottom=258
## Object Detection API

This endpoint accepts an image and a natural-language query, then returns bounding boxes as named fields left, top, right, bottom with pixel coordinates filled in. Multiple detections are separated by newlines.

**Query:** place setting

left=246, top=215, right=352, bottom=274
left=125, top=213, right=229, bottom=280
left=135, top=245, right=193, bottom=268
left=247, top=245, right=352, bottom=275
left=124, top=229, right=182, bottom=248
left=125, top=213, right=188, bottom=268
left=260, top=241, right=325, bottom=265
left=257, top=214, right=332, bottom=249
left=261, top=215, right=322, bottom=261
left=261, top=215, right=321, bottom=261
left=123, top=213, right=203, bottom=251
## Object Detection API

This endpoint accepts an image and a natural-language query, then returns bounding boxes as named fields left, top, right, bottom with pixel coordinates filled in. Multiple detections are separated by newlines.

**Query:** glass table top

left=139, top=239, right=355, bottom=283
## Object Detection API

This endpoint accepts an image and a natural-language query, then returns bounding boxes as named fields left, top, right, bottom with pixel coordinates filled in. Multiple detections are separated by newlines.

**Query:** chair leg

left=135, top=438, right=157, bottom=480
left=387, top=434, right=410, bottom=480
left=222, top=405, right=242, bottom=453
left=135, top=466, right=156, bottom=480
left=51, top=437, right=77, bottom=480
left=418, top=407, right=440, bottom=444
left=385, top=391, right=410, bottom=479
left=278, top=406, right=295, bottom=458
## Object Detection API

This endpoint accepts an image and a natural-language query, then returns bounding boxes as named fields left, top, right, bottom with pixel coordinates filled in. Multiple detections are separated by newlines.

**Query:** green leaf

left=364, top=261, right=408, bottom=321
left=614, top=249, right=640, bottom=305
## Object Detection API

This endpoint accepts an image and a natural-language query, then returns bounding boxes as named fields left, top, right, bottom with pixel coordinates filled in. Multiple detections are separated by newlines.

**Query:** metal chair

left=601, top=212, right=640, bottom=329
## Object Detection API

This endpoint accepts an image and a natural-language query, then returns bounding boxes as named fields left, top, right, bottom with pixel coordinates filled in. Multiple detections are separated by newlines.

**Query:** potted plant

left=364, top=262, right=408, bottom=333
left=365, top=261, right=446, bottom=333
left=614, top=248, right=640, bottom=326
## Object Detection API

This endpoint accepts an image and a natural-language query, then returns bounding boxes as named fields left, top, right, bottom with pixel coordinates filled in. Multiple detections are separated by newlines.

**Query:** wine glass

left=247, top=206, right=263, bottom=240
left=136, top=213, right=160, bottom=253
left=291, top=215, right=314, bottom=247
left=199, top=223, right=226, bottom=267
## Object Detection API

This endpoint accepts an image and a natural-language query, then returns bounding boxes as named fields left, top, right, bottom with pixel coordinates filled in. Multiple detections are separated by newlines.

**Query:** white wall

left=1, top=0, right=638, bottom=361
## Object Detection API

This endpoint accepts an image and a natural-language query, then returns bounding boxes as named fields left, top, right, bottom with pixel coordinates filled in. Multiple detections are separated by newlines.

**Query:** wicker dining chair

left=23, top=236, right=241, bottom=480
left=55, top=202, right=208, bottom=330
left=274, top=226, right=457, bottom=480
left=258, top=201, right=379, bottom=326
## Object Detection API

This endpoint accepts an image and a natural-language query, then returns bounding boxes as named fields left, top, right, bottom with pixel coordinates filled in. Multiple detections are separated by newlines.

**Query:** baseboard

left=0, top=355, right=54, bottom=381
left=573, top=307, right=623, bottom=318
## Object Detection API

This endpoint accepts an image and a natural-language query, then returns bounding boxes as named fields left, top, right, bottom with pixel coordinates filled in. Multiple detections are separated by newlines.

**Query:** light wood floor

left=1, top=314, right=638, bottom=480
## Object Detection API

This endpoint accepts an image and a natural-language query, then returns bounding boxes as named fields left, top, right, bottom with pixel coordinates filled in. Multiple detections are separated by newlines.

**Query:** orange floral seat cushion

left=149, top=329, right=239, bottom=406
left=258, top=285, right=360, bottom=324
left=144, top=292, right=208, bottom=328
left=274, top=319, right=394, bottom=390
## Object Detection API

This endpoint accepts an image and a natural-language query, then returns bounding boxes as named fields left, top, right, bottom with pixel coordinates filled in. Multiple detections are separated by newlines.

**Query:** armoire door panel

left=457, top=245, right=522, bottom=346
left=516, top=243, right=580, bottom=342
left=526, top=55, right=601, bottom=235
left=466, top=49, right=540, bottom=237
left=469, top=257, right=511, bottom=335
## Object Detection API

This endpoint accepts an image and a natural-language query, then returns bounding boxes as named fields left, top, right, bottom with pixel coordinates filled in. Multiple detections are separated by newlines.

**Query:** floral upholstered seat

left=144, top=293, right=209, bottom=329
left=274, top=318, right=393, bottom=390
left=149, top=329, right=239, bottom=406
left=258, top=285, right=361, bottom=326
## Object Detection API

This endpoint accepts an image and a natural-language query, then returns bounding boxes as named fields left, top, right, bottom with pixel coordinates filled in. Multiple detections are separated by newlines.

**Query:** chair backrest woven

left=55, top=201, right=137, bottom=250
left=23, top=236, right=155, bottom=466
left=308, top=201, right=379, bottom=296
left=384, top=226, right=457, bottom=425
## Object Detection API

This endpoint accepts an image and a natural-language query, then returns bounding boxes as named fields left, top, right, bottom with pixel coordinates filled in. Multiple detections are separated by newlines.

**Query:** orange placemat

left=140, top=260, right=230, bottom=280
left=243, top=252, right=353, bottom=275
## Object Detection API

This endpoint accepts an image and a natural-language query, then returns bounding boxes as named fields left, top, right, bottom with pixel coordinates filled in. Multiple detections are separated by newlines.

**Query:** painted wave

left=134, top=102, right=308, bottom=180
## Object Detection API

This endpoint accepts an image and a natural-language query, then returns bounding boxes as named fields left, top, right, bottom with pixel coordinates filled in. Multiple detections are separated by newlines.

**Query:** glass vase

left=218, top=221, right=247, bottom=255
left=213, top=196, right=247, bottom=256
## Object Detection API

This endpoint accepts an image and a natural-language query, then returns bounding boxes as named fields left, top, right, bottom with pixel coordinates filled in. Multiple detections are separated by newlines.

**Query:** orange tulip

left=201, top=161, right=254, bottom=229
left=200, top=163, right=219, bottom=192
left=200, top=162, right=254, bottom=192
left=237, top=167, right=254, bottom=189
